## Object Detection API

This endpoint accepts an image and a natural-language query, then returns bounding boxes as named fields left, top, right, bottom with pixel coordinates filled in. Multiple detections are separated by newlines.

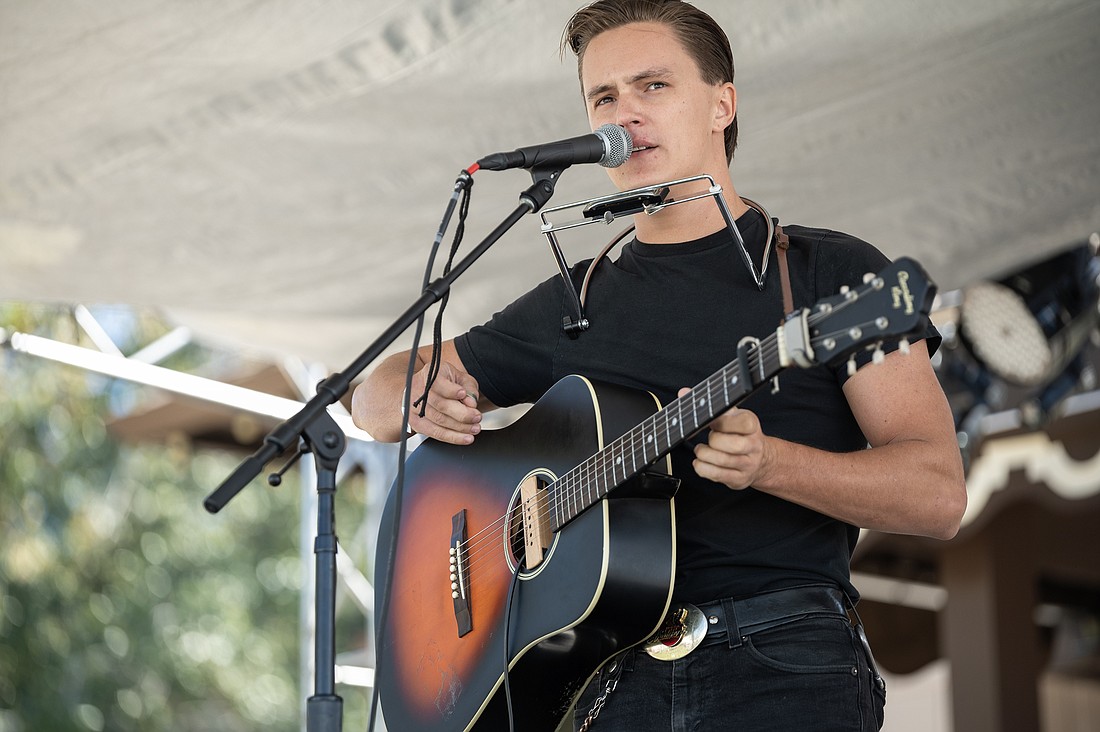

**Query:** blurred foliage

left=0, top=303, right=372, bottom=731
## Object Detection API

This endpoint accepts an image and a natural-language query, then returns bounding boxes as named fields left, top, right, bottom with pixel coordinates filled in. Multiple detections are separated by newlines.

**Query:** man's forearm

left=351, top=351, right=420, bottom=442
left=754, top=435, right=966, bottom=540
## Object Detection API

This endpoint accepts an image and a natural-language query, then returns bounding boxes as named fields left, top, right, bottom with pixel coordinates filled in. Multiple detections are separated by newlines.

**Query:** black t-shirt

left=455, top=207, right=938, bottom=604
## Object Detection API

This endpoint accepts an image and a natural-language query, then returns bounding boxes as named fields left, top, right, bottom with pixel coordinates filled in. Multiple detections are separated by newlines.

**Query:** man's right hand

left=351, top=340, right=489, bottom=445
left=404, top=360, right=483, bottom=445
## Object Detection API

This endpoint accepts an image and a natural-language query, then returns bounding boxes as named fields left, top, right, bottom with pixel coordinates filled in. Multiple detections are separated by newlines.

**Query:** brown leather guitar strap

left=742, top=197, right=795, bottom=317
left=775, top=223, right=794, bottom=316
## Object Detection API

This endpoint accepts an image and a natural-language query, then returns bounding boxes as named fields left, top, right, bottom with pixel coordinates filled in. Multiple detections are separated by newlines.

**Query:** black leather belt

left=700, top=585, right=849, bottom=646
left=643, top=585, right=850, bottom=660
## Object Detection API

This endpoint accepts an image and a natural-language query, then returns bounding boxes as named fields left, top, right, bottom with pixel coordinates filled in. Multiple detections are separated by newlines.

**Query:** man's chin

left=608, top=168, right=668, bottom=193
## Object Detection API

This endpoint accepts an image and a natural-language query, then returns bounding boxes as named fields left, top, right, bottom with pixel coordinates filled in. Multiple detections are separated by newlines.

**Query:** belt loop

left=721, top=597, right=742, bottom=648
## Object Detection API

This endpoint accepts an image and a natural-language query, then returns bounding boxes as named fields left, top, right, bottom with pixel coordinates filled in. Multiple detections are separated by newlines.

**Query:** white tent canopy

left=2, top=0, right=1098, bottom=369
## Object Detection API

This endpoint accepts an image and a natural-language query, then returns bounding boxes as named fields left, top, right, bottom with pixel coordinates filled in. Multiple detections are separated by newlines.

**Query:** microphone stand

left=203, top=169, right=562, bottom=732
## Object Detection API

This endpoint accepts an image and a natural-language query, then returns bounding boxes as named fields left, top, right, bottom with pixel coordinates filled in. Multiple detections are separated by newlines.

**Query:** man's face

left=580, top=22, right=734, bottom=191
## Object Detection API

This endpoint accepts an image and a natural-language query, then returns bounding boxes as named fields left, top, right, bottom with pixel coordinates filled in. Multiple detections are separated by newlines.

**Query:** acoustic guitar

left=373, top=257, right=935, bottom=731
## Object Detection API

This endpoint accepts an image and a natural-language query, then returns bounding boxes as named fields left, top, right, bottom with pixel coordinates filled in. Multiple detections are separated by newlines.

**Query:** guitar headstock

left=790, top=257, right=937, bottom=369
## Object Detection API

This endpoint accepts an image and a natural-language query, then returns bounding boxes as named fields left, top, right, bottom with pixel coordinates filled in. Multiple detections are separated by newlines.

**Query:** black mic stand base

left=308, top=695, right=343, bottom=731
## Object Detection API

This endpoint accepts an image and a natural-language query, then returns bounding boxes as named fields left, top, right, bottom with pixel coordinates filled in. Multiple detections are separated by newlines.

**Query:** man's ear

left=714, top=82, right=736, bottom=132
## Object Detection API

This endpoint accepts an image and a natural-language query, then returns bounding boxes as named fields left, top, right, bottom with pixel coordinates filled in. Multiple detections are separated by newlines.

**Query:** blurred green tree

left=0, top=303, right=371, bottom=731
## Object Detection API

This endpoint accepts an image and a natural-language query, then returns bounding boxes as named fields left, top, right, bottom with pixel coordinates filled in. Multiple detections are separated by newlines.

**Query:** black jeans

left=573, top=610, right=886, bottom=731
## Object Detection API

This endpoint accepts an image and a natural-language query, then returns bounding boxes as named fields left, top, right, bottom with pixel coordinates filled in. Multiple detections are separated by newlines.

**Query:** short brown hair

left=562, top=0, right=738, bottom=162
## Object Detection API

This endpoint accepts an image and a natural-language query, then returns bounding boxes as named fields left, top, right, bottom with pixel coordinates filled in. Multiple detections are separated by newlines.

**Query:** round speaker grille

left=960, top=281, right=1052, bottom=386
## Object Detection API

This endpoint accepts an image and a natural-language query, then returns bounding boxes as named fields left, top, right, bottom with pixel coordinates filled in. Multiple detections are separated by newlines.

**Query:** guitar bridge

left=450, top=509, right=472, bottom=637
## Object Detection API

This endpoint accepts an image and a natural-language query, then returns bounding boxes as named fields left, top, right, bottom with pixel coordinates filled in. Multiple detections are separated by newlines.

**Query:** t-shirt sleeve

left=453, top=274, right=567, bottom=408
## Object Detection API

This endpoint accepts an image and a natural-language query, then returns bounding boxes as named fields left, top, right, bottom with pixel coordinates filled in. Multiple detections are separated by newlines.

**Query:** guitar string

left=456, top=309, right=865, bottom=581
left=496, top=323, right=798, bottom=540
left=456, top=340, right=781, bottom=587
left=456, top=298, right=885, bottom=583
left=455, top=336, right=784, bottom=582
left=458, top=311, right=886, bottom=583
left=461, top=322, right=845, bottom=571
left=454, top=362, right=736, bottom=581
left=458, top=324, right=880, bottom=590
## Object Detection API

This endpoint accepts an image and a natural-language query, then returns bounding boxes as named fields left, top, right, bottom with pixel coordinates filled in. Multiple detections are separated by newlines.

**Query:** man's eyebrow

left=584, top=66, right=675, bottom=102
left=585, top=82, right=615, bottom=103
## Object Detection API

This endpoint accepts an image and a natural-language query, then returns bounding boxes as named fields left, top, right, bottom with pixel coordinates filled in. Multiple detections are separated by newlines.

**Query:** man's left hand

left=681, top=387, right=774, bottom=490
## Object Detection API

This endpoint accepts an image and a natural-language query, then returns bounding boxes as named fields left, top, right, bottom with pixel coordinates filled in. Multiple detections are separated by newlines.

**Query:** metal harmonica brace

left=537, top=175, right=772, bottom=337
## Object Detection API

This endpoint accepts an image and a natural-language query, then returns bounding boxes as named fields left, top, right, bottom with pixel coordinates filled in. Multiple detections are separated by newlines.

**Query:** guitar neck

left=550, top=332, right=785, bottom=531
left=545, top=256, right=935, bottom=532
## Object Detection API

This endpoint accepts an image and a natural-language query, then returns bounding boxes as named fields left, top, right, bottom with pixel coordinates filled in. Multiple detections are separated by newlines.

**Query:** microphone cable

left=413, top=164, right=477, bottom=415
left=502, top=565, right=522, bottom=732
left=367, top=163, right=477, bottom=732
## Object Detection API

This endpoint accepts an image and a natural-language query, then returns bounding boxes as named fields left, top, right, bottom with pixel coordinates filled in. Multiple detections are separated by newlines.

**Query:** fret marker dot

left=671, top=418, right=679, bottom=426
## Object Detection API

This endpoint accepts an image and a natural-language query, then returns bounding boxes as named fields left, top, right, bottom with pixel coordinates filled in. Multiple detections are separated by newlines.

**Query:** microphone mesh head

left=596, top=124, right=632, bottom=168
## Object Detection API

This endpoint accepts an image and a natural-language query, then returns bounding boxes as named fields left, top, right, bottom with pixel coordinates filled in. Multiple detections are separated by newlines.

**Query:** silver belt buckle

left=643, top=603, right=709, bottom=661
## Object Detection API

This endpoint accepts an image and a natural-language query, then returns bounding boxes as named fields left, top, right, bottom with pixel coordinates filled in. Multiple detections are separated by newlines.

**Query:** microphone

left=477, top=123, right=632, bottom=172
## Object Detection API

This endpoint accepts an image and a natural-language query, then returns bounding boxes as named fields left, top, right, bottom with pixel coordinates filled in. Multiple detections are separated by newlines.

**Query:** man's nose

left=614, top=93, right=643, bottom=128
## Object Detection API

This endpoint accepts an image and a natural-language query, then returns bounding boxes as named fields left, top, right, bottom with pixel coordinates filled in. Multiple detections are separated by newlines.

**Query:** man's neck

left=632, top=175, right=749, bottom=244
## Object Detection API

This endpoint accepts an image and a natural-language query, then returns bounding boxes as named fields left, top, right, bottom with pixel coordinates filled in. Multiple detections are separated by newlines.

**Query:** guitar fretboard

left=549, top=334, right=784, bottom=531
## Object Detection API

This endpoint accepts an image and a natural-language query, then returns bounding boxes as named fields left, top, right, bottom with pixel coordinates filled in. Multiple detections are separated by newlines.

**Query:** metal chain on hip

left=578, top=655, right=626, bottom=732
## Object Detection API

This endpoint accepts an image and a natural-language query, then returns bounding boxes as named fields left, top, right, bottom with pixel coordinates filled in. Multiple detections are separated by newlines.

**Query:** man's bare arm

left=692, top=341, right=967, bottom=539
left=351, top=339, right=494, bottom=444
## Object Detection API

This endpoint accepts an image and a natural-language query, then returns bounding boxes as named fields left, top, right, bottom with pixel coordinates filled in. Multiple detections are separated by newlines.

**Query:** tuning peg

left=872, top=347, right=886, bottom=365
left=899, top=338, right=911, bottom=355
left=863, top=273, right=885, bottom=290
left=847, top=355, right=857, bottom=377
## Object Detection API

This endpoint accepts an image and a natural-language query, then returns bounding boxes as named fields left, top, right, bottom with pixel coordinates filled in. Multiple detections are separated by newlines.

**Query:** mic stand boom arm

left=203, top=171, right=561, bottom=732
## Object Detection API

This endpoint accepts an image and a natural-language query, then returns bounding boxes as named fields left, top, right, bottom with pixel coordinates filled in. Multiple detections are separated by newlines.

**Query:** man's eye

left=648, top=81, right=667, bottom=90
left=594, top=96, right=614, bottom=107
